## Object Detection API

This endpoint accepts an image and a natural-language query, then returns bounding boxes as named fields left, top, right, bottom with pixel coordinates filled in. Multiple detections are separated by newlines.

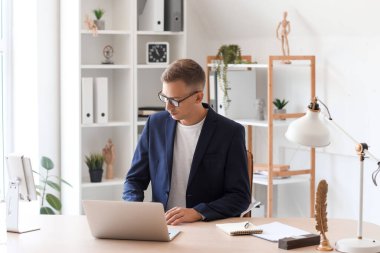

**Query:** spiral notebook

left=216, top=222, right=263, bottom=236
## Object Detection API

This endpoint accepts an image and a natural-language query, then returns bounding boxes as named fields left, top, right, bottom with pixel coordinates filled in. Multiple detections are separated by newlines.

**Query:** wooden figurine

left=276, top=11, right=291, bottom=64
left=84, top=15, right=98, bottom=36
left=102, top=139, right=115, bottom=180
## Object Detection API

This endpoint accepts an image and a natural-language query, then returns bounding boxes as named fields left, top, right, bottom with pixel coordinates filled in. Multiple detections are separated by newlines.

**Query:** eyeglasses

left=158, top=90, right=201, bottom=107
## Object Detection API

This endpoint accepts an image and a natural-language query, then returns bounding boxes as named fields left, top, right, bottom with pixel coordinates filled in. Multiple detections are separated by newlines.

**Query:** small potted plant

left=93, top=8, right=105, bottom=30
left=85, top=153, right=104, bottom=183
left=273, top=98, right=289, bottom=120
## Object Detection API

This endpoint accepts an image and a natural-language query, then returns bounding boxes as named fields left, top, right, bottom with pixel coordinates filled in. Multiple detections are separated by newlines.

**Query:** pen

left=244, top=222, right=249, bottom=229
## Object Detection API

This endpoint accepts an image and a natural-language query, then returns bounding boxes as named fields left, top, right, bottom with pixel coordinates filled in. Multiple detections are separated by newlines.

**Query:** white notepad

left=253, top=222, right=310, bottom=242
left=216, top=222, right=263, bottom=236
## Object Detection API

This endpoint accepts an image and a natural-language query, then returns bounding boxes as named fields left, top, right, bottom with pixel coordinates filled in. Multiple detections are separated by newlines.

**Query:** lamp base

left=336, top=238, right=380, bottom=253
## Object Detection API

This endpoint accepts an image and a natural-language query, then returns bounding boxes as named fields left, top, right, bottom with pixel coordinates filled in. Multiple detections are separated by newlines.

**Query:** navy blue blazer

left=123, top=104, right=250, bottom=221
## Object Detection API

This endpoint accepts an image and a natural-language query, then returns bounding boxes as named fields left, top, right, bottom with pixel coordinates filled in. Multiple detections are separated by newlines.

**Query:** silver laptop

left=82, top=200, right=180, bottom=241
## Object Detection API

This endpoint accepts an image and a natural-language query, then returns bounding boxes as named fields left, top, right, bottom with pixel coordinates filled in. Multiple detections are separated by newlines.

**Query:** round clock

left=146, top=42, right=169, bottom=64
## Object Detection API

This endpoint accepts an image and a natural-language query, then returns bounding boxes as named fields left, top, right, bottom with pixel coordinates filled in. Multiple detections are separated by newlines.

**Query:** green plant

left=93, top=8, right=105, bottom=20
left=85, top=153, right=104, bottom=171
left=35, top=156, right=72, bottom=215
left=215, top=44, right=244, bottom=111
left=273, top=98, right=289, bottom=110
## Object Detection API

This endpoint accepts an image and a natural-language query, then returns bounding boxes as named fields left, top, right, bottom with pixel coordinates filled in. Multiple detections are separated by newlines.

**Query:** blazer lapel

left=187, top=108, right=218, bottom=187
left=165, top=116, right=177, bottom=186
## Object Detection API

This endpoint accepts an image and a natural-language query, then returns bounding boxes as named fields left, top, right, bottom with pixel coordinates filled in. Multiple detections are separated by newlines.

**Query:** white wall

left=187, top=0, right=380, bottom=224
left=11, top=0, right=60, bottom=207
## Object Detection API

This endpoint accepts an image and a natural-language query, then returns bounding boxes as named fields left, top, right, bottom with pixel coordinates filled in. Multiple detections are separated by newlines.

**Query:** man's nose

left=165, top=101, right=174, bottom=111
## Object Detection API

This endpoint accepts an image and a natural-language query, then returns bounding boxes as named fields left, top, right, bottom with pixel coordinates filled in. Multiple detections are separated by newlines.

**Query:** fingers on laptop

left=165, top=207, right=202, bottom=225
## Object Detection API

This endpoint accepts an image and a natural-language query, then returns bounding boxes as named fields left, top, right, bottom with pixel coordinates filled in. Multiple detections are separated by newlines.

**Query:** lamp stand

left=335, top=143, right=380, bottom=253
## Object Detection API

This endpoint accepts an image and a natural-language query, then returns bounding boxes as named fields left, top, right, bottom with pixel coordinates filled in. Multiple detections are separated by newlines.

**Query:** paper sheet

left=253, top=222, right=310, bottom=242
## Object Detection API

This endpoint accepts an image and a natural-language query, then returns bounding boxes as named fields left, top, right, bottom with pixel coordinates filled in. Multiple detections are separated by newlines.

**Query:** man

left=123, top=59, right=250, bottom=225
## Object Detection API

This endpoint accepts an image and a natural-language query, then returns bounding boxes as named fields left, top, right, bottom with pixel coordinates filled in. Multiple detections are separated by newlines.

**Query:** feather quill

left=315, top=180, right=328, bottom=235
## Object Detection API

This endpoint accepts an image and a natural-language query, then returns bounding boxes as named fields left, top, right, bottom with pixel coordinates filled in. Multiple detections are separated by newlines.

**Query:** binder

left=138, top=0, right=164, bottom=31
left=94, top=77, right=108, bottom=123
left=164, top=0, right=183, bottom=32
left=81, top=77, right=94, bottom=124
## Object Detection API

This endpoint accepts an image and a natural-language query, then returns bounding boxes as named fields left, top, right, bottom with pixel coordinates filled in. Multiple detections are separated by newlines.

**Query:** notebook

left=216, top=222, right=263, bottom=236
left=82, top=200, right=180, bottom=241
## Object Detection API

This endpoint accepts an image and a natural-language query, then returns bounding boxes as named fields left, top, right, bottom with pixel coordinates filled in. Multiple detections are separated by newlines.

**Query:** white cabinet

left=61, top=0, right=186, bottom=214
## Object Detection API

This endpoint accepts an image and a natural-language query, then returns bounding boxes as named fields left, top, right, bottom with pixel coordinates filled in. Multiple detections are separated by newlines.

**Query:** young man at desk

left=123, top=59, right=250, bottom=225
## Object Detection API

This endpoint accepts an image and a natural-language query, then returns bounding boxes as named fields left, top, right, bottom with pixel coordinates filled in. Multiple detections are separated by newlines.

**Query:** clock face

left=147, top=43, right=169, bottom=64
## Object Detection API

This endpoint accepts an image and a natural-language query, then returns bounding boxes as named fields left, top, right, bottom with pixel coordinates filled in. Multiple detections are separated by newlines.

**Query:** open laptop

left=82, top=200, right=180, bottom=241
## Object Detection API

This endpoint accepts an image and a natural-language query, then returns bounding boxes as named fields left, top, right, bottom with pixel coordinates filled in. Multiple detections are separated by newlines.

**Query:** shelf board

left=137, top=31, right=184, bottom=36
left=81, top=30, right=131, bottom=35
left=253, top=175, right=310, bottom=186
left=81, top=121, right=131, bottom=128
left=234, top=118, right=290, bottom=127
left=137, top=64, right=168, bottom=69
left=81, top=65, right=131, bottom=69
left=207, top=63, right=268, bottom=69
left=82, top=178, right=125, bottom=188
left=137, top=120, right=147, bottom=126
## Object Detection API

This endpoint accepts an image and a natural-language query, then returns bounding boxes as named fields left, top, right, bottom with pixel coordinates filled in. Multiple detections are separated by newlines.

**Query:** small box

left=278, top=234, right=320, bottom=250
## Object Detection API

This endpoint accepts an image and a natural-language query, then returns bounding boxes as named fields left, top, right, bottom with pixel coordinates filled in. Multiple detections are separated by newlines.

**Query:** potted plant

left=273, top=98, right=289, bottom=120
left=93, top=8, right=105, bottom=30
left=85, top=153, right=104, bottom=183
left=215, top=44, right=242, bottom=112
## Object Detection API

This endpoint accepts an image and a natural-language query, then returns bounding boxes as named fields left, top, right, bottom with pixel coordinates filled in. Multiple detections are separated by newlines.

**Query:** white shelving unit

left=79, top=0, right=134, bottom=208
left=134, top=0, right=187, bottom=145
left=61, top=0, right=187, bottom=214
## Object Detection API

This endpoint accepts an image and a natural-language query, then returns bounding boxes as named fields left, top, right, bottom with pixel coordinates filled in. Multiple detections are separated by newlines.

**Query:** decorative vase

left=89, top=169, right=103, bottom=183
left=274, top=108, right=286, bottom=120
left=94, top=20, right=105, bottom=30
left=255, top=99, right=265, bottom=121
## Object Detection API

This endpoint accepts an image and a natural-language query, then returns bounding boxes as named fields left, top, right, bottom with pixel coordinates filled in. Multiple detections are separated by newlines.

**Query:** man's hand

left=165, top=207, right=202, bottom=225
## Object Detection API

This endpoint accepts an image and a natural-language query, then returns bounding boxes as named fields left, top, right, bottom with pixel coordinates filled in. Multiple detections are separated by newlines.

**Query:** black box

left=278, top=234, right=320, bottom=250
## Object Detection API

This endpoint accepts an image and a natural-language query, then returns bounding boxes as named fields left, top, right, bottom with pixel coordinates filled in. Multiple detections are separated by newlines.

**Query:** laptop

left=82, top=200, right=180, bottom=241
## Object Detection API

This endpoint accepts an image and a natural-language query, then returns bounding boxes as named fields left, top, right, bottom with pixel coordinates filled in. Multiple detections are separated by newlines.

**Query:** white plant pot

left=94, top=20, right=105, bottom=30
left=274, top=109, right=286, bottom=120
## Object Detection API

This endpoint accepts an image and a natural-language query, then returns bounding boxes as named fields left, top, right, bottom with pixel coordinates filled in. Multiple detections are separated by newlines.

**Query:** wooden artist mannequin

left=103, top=139, right=115, bottom=179
left=276, top=11, right=291, bottom=63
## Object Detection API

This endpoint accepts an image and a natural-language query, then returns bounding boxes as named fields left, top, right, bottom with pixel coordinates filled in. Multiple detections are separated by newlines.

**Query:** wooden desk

left=5, top=216, right=380, bottom=253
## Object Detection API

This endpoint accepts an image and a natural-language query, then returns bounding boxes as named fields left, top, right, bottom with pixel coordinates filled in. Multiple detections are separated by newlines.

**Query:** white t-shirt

left=166, top=116, right=206, bottom=210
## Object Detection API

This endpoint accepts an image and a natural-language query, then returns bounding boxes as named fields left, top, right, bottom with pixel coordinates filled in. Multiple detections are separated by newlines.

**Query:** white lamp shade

left=285, top=109, right=331, bottom=147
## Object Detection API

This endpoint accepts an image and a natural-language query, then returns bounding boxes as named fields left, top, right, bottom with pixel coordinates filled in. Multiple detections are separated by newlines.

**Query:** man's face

left=161, top=80, right=201, bottom=122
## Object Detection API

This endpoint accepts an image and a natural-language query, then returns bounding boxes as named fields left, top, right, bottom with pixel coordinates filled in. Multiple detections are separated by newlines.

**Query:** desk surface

left=5, top=216, right=380, bottom=253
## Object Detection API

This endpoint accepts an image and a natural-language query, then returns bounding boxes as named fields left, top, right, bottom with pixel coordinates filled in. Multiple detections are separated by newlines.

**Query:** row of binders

left=81, top=77, right=108, bottom=124
left=138, top=0, right=183, bottom=32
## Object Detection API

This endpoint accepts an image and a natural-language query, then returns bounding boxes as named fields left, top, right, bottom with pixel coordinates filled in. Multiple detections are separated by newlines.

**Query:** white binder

left=94, top=77, right=108, bottom=123
left=81, top=77, right=94, bottom=124
left=138, top=0, right=164, bottom=31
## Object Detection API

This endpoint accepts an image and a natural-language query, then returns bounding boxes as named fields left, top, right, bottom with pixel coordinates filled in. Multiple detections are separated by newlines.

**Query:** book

left=138, top=106, right=165, bottom=117
left=216, top=222, right=263, bottom=236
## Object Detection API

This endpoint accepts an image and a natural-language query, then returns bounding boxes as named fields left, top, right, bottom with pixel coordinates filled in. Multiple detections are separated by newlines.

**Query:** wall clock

left=146, top=42, right=169, bottom=64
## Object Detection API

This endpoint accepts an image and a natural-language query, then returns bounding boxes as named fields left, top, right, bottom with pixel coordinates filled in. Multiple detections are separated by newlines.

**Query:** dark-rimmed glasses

left=158, top=90, right=201, bottom=107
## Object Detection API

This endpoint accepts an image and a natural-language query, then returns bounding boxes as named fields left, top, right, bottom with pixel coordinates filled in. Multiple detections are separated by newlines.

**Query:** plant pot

left=274, top=109, right=286, bottom=120
left=94, top=20, right=105, bottom=30
left=89, top=169, right=103, bottom=183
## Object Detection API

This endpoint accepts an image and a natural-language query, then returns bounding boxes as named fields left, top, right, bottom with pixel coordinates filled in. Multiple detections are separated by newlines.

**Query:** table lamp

left=285, top=97, right=380, bottom=253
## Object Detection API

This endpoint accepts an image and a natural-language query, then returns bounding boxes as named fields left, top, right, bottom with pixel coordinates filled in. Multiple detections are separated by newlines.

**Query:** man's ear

left=195, top=92, right=204, bottom=104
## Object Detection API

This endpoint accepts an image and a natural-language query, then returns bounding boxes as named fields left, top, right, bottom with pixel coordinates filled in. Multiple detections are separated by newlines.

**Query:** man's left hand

left=165, top=207, right=202, bottom=225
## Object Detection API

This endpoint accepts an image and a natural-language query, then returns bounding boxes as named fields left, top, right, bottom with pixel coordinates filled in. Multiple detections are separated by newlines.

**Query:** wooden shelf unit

left=266, top=55, right=316, bottom=217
